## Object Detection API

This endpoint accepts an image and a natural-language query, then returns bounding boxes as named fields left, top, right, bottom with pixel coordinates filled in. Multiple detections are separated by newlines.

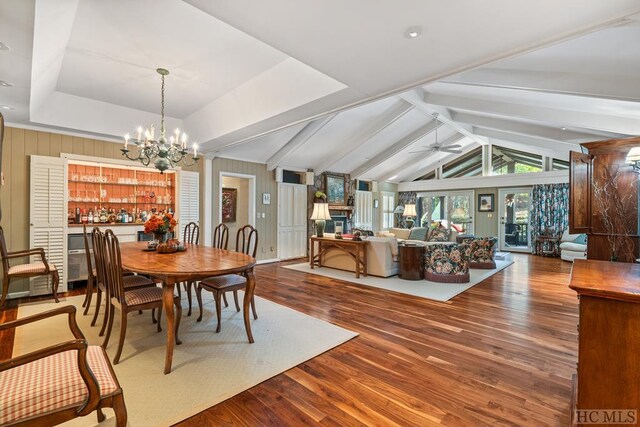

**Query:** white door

left=353, top=191, right=373, bottom=229
left=277, top=183, right=307, bottom=260
left=498, top=187, right=532, bottom=252
left=30, top=155, right=66, bottom=295
left=178, top=170, right=200, bottom=240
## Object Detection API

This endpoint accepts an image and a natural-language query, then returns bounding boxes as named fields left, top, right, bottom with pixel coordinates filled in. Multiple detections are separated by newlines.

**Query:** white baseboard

left=257, top=258, right=280, bottom=265
left=7, top=291, right=31, bottom=300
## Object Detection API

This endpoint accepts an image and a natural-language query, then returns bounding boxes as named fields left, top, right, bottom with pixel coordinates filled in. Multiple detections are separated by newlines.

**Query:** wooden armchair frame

left=0, top=226, right=59, bottom=309
left=0, top=305, right=127, bottom=426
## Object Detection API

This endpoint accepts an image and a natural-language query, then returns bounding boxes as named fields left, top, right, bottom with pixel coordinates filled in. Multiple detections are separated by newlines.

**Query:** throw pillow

left=429, top=228, right=451, bottom=242
left=573, top=234, right=587, bottom=245
left=408, top=227, right=429, bottom=241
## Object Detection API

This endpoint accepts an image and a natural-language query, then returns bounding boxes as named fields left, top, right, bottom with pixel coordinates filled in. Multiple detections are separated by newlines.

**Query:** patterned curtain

left=530, top=183, right=569, bottom=254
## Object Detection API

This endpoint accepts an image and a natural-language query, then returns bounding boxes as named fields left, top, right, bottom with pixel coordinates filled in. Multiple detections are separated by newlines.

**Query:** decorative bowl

left=157, top=241, right=178, bottom=254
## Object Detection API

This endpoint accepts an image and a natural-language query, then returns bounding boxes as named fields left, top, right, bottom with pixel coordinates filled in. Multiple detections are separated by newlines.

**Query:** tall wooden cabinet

left=569, top=259, right=640, bottom=424
left=569, top=137, right=640, bottom=262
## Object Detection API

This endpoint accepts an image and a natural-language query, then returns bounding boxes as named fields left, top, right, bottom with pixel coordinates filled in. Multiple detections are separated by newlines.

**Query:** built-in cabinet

left=277, top=183, right=307, bottom=260
left=568, top=137, right=639, bottom=262
left=29, top=154, right=198, bottom=295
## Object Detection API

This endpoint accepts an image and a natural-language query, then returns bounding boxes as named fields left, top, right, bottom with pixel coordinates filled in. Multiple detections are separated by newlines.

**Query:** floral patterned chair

left=424, top=243, right=470, bottom=283
left=466, top=237, right=498, bottom=269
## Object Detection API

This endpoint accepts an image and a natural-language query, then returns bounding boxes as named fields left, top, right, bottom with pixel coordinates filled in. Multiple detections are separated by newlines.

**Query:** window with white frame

left=381, top=191, right=395, bottom=230
left=417, top=190, right=474, bottom=234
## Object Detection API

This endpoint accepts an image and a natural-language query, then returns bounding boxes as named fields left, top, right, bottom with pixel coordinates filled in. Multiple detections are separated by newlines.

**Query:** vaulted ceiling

left=1, top=0, right=639, bottom=183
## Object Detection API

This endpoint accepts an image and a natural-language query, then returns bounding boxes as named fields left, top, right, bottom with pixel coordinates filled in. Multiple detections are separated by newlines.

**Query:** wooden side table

left=398, top=244, right=425, bottom=280
left=535, top=235, right=560, bottom=257
left=309, top=236, right=369, bottom=278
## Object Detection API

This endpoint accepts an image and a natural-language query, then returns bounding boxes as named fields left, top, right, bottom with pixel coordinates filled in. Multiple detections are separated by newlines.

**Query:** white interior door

left=354, top=191, right=373, bottom=229
left=498, top=187, right=532, bottom=252
left=30, top=155, right=66, bottom=295
left=277, top=183, right=307, bottom=260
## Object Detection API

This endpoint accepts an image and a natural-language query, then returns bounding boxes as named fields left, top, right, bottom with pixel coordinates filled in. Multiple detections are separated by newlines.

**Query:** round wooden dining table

left=119, top=242, right=257, bottom=374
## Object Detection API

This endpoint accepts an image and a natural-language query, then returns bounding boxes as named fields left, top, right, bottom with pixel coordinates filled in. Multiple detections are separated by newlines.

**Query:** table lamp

left=402, top=204, right=417, bottom=228
left=310, top=203, right=331, bottom=237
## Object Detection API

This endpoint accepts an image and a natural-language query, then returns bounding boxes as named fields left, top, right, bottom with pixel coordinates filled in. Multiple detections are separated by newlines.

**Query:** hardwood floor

left=1, top=254, right=577, bottom=426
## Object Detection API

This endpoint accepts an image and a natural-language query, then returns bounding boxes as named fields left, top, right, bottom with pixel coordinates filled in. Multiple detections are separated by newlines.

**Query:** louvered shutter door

left=354, top=191, right=373, bottom=229
left=179, top=171, right=200, bottom=240
left=29, top=156, right=65, bottom=295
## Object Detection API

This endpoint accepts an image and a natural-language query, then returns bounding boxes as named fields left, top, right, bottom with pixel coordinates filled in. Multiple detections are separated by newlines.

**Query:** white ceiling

left=1, top=0, right=640, bottom=183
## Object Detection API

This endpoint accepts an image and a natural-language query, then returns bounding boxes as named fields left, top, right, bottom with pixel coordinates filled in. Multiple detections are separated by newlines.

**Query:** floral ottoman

left=466, top=237, right=498, bottom=269
left=424, top=242, right=470, bottom=283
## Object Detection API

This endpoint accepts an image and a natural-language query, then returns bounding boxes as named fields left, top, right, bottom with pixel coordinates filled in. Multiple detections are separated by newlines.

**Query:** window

left=492, top=145, right=542, bottom=175
left=417, top=191, right=474, bottom=234
left=552, top=158, right=569, bottom=170
left=442, top=147, right=483, bottom=178
left=381, top=192, right=395, bottom=230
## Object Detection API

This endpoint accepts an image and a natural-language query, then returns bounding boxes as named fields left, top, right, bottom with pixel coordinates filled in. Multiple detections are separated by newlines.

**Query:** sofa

left=424, top=242, right=470, bottom=283
left=559, top=230, right=587, bottom=262
left=386, top=226, right=459, bottom=243
left=313, top=234, right=399, bottom=277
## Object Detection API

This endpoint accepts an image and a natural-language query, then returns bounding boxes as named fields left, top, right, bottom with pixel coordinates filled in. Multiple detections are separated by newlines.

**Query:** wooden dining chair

left=90, top=228, right=156, bottom=336
left=0, top=226, right=59, bottom=309
left=212, top=223, right=229, bottom=250
left=101, top=230, right=182, bottom=364
left=196, top=225, right=258, bottom=334
left=181, top=221, right=200, bottom=316
left=81, top=224, right=98, bottom=315
left=0, top=305, right=127, bottom=426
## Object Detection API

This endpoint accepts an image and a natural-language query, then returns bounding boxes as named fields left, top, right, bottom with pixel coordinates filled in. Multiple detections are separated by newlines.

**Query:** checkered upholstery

left=7, top=262, right=56, bottom=276
left=0, top=345, right=117, bottom=425
left=123, top=274, right=155, bottom=289
left=124, top=286, right=165, bottom=306
left=201, top=274, right=246, bottom=290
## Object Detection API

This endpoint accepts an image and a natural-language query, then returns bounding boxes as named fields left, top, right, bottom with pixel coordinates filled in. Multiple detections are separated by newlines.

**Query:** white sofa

left=314, top=235, right=399, bottom=277
left=559, top=230, right=587, bottom=262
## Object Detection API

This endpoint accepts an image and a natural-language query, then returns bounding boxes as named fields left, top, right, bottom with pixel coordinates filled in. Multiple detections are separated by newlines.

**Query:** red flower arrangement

left=144, top=213, right=177, bottom=236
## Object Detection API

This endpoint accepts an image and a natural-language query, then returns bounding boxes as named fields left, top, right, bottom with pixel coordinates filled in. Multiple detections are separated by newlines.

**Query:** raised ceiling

left=1, top=0, right=639, bottom=182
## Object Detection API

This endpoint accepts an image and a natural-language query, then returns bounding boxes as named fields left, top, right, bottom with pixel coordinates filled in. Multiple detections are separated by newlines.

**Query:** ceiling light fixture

left=0, top=42, right=10, bottom=51
left=404, top=26, right=422, bottom=39
left=388, top=175, right=398, bottom=181
left=121, top=68, right=199, bottom=173
left=0, top=105, right=13, bottom=110
left=561, top=127, right=567, bottom=131
left=0, top=80, right=13, bottom=87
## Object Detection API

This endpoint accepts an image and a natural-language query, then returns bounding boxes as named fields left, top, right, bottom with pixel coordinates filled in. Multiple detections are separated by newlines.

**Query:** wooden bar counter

left=569, top=259, right=640, bottom=425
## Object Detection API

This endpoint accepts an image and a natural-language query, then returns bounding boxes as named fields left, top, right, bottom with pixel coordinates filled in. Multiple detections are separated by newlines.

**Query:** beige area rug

left=14, top=293, right=357, bottom=426
left=284, top=260, right=514, bottom=302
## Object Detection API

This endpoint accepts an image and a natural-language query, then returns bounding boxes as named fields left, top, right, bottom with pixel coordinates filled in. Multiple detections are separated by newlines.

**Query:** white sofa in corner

left=313, top=235, right=399, bottom=277
left=560, top=230, right=587, bottom=262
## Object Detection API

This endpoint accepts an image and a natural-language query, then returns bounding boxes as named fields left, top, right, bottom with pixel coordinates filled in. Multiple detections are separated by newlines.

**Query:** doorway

left=219, top=172, right=256, bottom=244
left=498, top=187, right=532, bottom=252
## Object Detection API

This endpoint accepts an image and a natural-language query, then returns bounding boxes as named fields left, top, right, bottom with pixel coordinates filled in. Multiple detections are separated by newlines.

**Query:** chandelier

left=121, top=68, right=200, bottom=173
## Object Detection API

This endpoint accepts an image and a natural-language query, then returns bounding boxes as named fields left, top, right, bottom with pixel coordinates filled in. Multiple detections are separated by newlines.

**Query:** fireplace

left=325, top=215, right=348, bottom=233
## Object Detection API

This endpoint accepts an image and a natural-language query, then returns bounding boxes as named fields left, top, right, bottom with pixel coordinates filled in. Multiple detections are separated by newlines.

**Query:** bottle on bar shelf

left=88, top=209, right=94, bottom=224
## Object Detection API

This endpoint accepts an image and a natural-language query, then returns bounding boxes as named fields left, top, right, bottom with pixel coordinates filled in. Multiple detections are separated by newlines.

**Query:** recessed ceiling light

left=0, top=80, right=13, bottom=87
left=404, top=26, right=422, bottom=39
left=0, top=42, right=10, bottom=51
left=388, top=175, right=398, bottom=181
left=0, top=105, right=14, bottom=110
left=561, top=127, right=567, bottom=131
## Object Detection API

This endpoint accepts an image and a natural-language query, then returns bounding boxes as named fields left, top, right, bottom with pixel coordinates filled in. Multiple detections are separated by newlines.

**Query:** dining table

left=119, top=241, right=257, bottom=374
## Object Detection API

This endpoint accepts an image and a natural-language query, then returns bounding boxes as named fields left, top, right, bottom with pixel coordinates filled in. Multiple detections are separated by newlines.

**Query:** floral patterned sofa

left=424, top=243, right=470, bottom=283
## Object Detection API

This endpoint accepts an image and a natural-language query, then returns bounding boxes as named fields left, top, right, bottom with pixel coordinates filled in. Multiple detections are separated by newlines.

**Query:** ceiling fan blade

left=440, top=148, right=463, bottom=153
left=445, top=144, right=462, bottom=149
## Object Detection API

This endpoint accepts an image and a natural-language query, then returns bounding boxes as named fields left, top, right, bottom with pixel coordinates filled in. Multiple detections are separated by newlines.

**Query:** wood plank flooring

left=1, top=254, right=577, bottom=426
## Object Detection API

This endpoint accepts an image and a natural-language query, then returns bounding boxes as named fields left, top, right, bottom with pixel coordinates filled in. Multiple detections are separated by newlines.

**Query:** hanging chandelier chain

left=160, top=73, right=165, bottom=136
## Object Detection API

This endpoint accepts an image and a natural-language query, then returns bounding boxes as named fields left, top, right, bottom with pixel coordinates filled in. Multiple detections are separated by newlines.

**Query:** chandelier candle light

left=122, top=68, right=200, bottom=173
left=310, top=203, right=331, bottom=237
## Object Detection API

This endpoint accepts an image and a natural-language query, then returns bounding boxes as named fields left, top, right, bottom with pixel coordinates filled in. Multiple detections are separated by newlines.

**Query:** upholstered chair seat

left=7, top=261, right=57, bottom=275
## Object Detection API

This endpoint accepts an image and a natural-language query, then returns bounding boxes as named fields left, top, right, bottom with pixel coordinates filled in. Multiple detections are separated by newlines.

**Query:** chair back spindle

left=236, top=225, right=258, bottom=257
left=213, top=223, right=229, bottom=250
left=183, top=222, right=200, bottom=244
left=104, top=230, right=127, bottom=305
left=82, top=224, right=94, bottom=274
left=0, top=226, right=9, bottom=272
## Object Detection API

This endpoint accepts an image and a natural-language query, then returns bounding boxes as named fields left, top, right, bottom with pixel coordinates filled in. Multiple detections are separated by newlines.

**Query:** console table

left=569, top=259, right=640, bottom=425
left=310, top=236, right=369, bottom=278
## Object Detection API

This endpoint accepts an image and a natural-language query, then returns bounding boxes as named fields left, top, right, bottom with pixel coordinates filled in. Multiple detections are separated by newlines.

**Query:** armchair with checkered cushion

left=0, top=226, right=59, bottom=310
left=0, top=305, right=127, bottom=426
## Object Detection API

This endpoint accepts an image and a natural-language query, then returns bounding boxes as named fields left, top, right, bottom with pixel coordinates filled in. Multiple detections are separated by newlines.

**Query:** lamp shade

left=393, top=205, right=405, bottom=215
left=626, top=147, right=640, bottom=163
left=310, top=203, right=331, bottom=220
left=402, top=204, right=417, bottom=217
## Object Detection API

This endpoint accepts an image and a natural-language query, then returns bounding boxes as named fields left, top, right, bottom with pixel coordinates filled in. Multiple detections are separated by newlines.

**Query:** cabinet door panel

left=569, top=151, right=592, bottom=233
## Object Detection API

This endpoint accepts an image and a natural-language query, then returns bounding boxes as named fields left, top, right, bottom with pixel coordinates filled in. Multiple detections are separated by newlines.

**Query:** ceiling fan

left=409, top=114, right=462, bottom=154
